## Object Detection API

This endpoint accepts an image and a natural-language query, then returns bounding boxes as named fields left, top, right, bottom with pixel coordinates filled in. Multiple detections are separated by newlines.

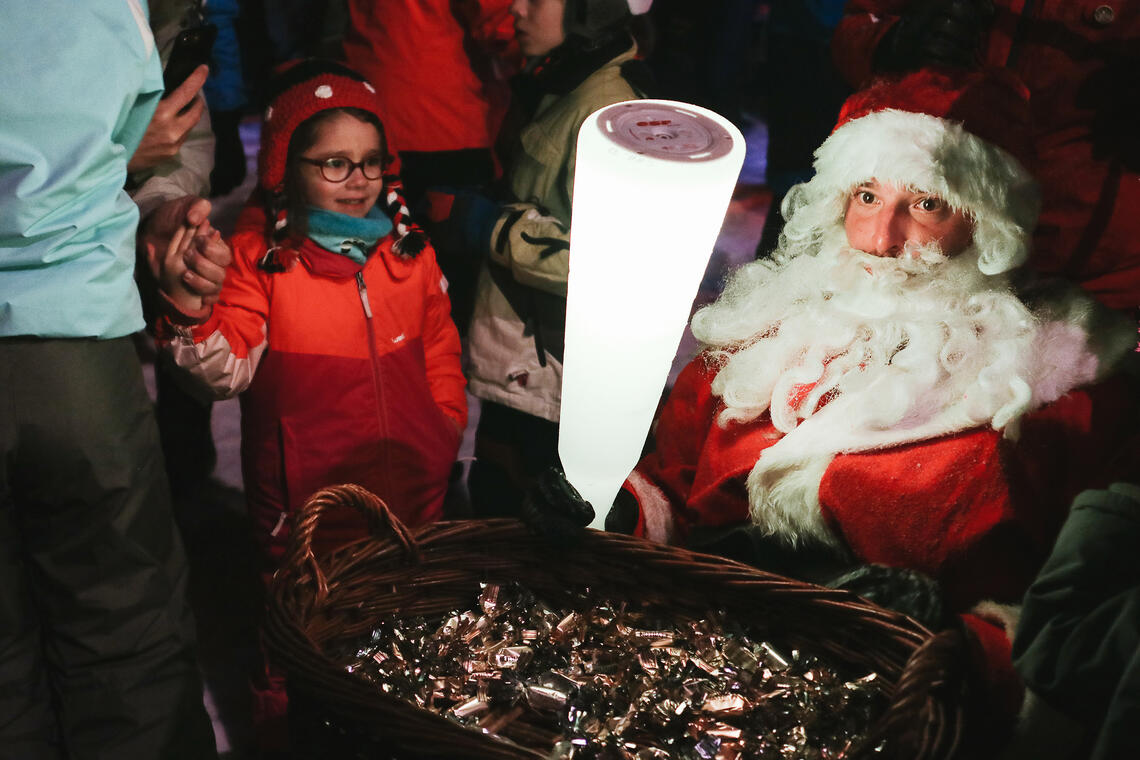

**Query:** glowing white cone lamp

left=559, top=100, right=745, bottom=529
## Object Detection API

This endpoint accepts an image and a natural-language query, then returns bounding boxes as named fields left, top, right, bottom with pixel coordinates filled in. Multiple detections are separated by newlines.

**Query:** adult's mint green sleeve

left=0, top=0, right=164, bottom=339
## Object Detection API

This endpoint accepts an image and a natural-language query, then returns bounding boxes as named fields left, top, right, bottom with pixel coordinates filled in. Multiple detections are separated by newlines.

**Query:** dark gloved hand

left=420, top=188, right=500, bottom=257
left=518, top=466, right=595, bottom=547
left=825, top=564, right=947, bottom=630
left=603, top=488, right=640, bottom=534
left=874, top=0, right=995, bottom=73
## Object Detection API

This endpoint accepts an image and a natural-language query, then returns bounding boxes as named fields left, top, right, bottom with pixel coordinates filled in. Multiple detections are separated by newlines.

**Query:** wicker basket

left=264, top=484, right=969, bottom=760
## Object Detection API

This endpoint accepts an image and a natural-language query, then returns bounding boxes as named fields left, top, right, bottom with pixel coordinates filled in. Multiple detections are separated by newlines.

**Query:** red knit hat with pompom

left=814, top=67, right=1039, bottom=275
left=258, top=59, right=425, bottom=258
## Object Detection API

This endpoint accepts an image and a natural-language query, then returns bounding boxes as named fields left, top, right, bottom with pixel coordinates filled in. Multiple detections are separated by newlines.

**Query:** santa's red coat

left=624, top=353, right=1140, bottom=723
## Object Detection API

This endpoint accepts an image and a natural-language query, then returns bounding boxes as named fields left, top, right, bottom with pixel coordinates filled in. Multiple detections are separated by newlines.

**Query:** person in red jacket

left=339, top=0, right=517, bottom=334
left=830, top=0, right=1140, bottom=315
left=341, top=0, right=516, bottom=201
left=153, top=59, right=467, bottom=751
left=526, top=68, right=1140, bottom=751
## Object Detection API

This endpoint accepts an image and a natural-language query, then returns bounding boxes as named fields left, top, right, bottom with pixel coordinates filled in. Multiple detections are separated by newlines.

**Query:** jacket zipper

left=356, top=270, right=391, bottom=495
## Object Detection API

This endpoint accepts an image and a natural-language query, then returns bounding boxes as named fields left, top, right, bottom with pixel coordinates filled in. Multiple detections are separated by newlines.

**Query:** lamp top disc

left=596, top=101, right=736, bottom=162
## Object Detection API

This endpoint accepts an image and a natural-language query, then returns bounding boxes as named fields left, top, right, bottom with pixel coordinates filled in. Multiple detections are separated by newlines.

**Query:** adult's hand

left=128, top=64, right=209, bottom=173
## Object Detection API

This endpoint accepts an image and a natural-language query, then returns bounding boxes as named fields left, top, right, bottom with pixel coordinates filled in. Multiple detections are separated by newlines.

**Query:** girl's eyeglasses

left=299, top=155, right=384, bottom=183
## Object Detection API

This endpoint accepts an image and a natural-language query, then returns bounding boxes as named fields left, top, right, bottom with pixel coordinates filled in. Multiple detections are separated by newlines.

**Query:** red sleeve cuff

left=961, top=612, right=1025, bottom=723
left=157, top=289, right=213, bottom=327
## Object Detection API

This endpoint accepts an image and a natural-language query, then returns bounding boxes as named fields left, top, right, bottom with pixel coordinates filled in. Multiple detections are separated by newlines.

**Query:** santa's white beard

left=690, top=233, right=1044, bottom=548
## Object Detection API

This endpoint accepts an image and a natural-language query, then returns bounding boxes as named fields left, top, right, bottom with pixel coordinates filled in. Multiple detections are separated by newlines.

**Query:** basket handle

left=281, top=484, right=423, bottom=609
left=871, top=626, right=968, bottom=759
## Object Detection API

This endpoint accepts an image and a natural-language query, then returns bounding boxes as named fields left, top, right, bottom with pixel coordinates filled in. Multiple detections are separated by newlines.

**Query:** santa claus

left=527, top=67, right=1140, bottom=741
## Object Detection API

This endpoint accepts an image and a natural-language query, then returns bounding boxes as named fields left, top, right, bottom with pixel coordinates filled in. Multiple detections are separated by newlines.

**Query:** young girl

left=154, top=59, right=467, bottom=746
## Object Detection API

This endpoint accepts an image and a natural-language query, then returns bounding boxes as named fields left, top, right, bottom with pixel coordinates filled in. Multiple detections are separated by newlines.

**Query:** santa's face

left=843, top=180, right=974, bottom=258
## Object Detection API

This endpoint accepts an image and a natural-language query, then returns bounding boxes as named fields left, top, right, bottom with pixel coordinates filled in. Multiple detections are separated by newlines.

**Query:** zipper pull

left=355, top=271, right=373, bottom=319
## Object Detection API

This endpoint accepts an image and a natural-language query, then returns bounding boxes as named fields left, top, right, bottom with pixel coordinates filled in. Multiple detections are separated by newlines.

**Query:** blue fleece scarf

left=307, top=205, right=393, bottom=263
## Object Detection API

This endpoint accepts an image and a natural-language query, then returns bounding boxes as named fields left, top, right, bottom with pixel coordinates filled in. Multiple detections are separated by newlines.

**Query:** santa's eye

left=917, top=196, right=944, bottom=212
left=855, top=189, right=876, bottom=204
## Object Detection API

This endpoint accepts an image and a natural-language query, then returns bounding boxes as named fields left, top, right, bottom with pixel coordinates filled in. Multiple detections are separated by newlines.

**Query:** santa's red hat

left=812, top=68, right=1039, bottom=275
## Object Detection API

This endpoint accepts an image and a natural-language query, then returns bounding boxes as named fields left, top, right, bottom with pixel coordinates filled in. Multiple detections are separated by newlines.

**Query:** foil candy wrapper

left=339, top=582, right=886, bottom=759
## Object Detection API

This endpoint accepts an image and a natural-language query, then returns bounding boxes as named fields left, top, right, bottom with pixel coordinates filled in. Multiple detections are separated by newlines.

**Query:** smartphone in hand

left=163, top=24, right=217, bottom=96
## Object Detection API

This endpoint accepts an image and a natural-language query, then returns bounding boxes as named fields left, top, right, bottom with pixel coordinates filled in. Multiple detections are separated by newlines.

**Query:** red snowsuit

left=623, top=352, right=1139, bottom=727
left=831, top=0, right=1140, bottom=312
left=159, top=215, right=467, bottom=572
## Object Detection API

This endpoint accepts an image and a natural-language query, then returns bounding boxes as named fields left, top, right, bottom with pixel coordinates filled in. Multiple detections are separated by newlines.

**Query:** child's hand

left=152, top=223, right=204, bottom=315
left=181, top=226, right=232, bottom=307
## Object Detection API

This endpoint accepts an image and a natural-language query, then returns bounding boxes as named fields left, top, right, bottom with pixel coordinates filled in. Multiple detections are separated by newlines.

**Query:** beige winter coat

left=466, top=43, right=641, bottom=422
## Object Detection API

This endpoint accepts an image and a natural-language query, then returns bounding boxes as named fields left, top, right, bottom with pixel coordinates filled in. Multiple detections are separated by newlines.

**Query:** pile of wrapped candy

left=341, top=582, right=886, bottom=759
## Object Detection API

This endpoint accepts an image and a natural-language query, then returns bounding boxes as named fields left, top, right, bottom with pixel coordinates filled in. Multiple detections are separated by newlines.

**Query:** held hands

left=128, top=64, right=209, bottom=173
left=875, top=0, right=996, bottom=73
left=155, top=223, right=206, bottom=315
left=142, top=195, right=232, bottom=321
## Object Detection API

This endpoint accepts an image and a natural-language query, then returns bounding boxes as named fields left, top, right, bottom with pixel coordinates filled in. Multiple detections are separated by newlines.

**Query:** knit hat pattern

left=259, top=60, right=425, bottom=259
left=813, top=67, right=1040, bottom=275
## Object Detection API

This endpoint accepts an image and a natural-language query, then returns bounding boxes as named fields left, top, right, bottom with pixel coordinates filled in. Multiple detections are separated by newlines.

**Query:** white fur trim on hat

left=813, top=109, right=1040, bottom=275
left=970, top=600, right=1021, bottom=641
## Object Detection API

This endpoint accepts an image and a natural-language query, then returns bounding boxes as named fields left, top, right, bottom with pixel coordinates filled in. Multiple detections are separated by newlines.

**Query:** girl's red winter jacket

left=159, top=221, right=466, bottom=572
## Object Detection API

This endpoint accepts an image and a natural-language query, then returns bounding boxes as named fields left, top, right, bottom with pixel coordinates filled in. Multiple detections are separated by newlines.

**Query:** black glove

left=603, top=488, right=640, bottom=534
left=518, top=466, right=595, bottom=547
left=874, top=0, right=995, bottom=73
left=825, top=564, right=947, bottom=630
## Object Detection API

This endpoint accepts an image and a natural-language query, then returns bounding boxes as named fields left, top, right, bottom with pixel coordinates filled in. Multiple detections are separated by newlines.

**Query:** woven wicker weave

left=264, top=484, right=969, bottom=759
